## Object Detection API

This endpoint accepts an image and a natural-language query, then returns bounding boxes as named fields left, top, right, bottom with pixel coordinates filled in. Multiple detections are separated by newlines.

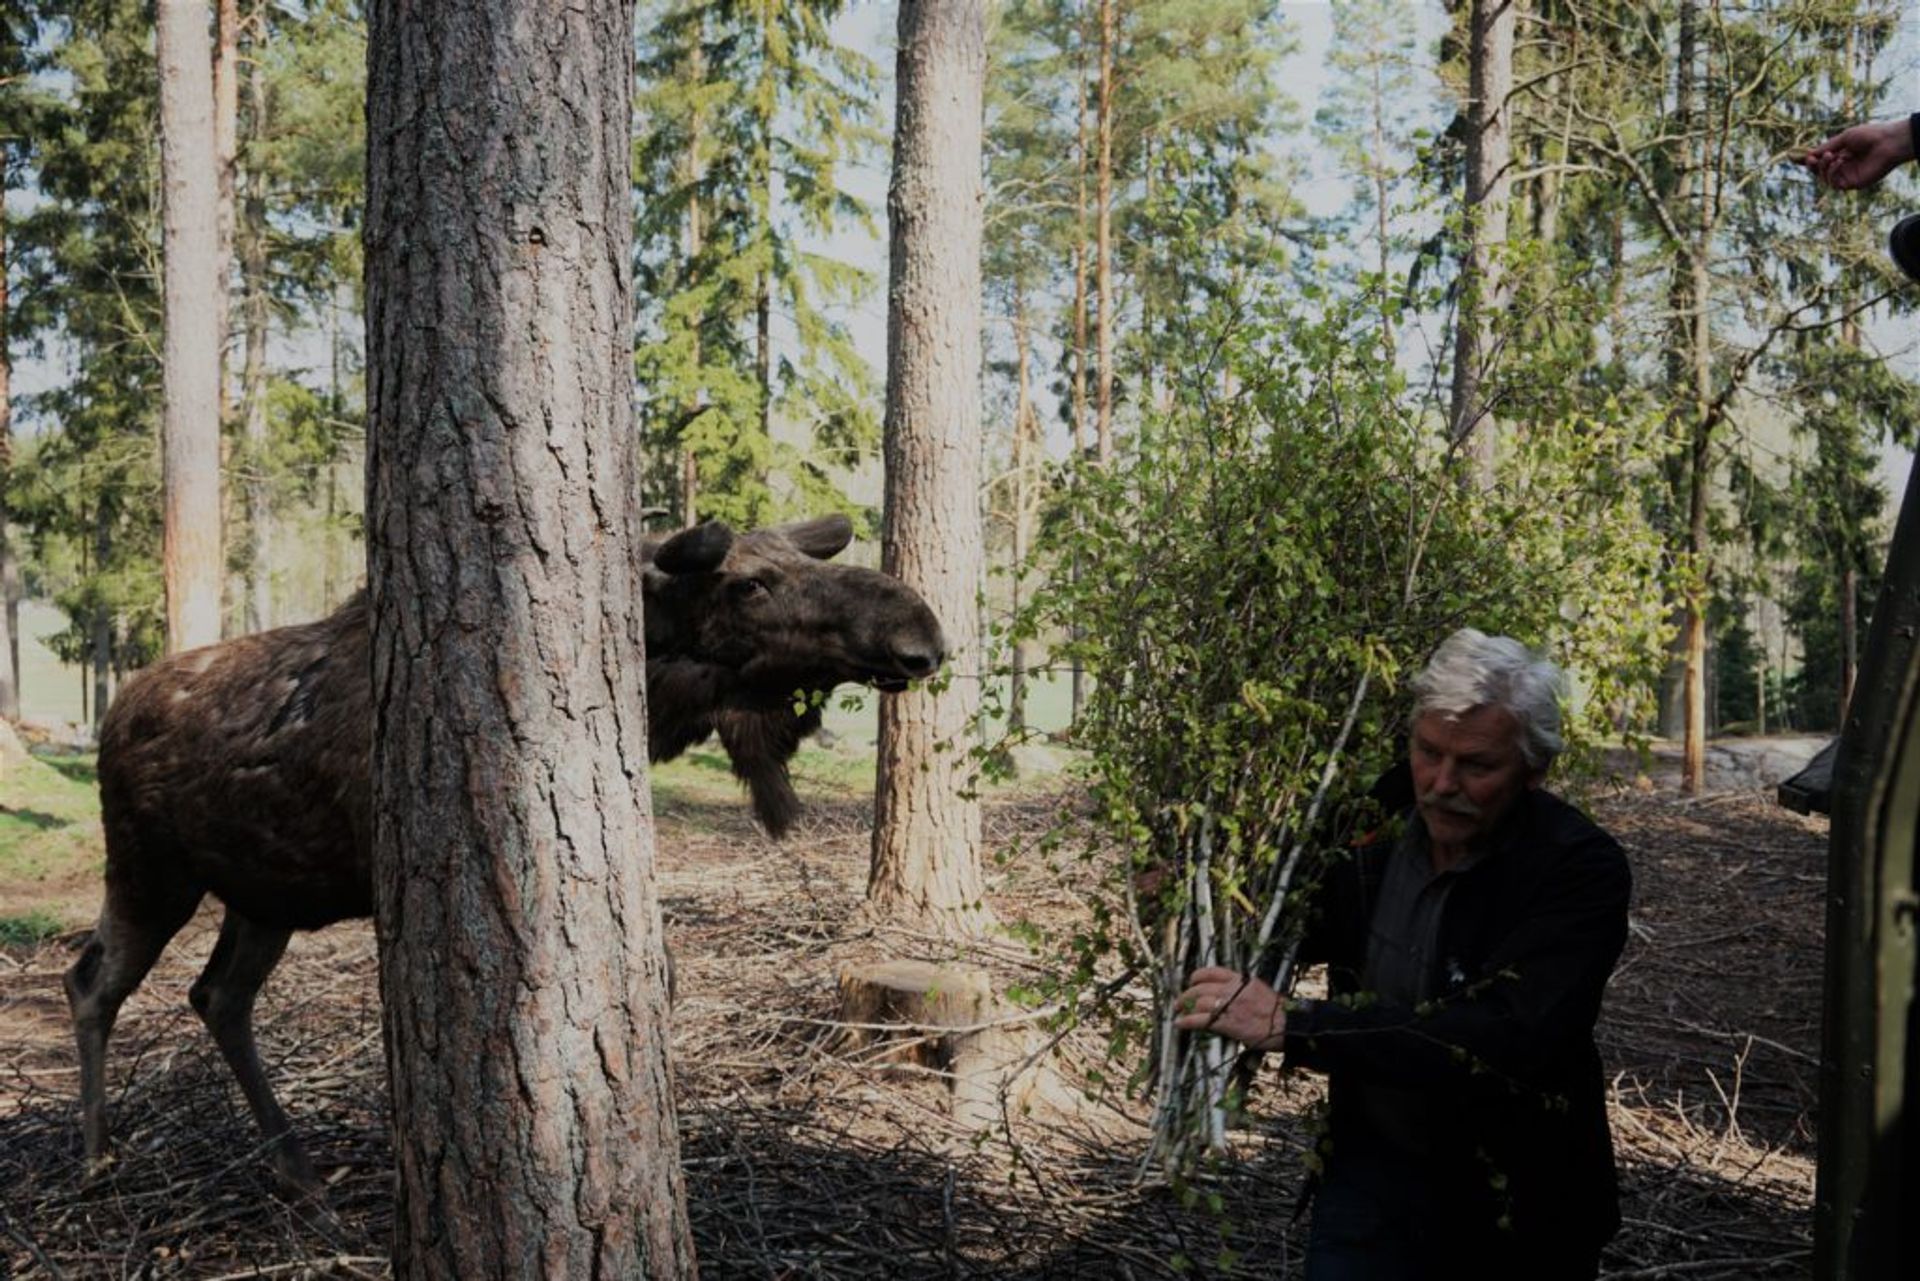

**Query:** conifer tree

left=634, top=0, right=882, bottom=528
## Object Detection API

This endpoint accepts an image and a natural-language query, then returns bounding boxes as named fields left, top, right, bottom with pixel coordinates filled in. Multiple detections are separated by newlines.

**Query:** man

left=1179, top=629, right=1631, bottom=1280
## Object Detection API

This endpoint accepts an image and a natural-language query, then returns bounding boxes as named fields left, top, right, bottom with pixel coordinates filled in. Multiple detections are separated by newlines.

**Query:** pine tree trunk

left=1679, top=0, right=1712, bottom=794
left=240, top=17, right=271, bottom=633
left=213, top=0, right=240, bottom=576
left=1446, top=0, right=1512, bottom=487
left=681, top=35, right=705, bottom=529
left=156, top=0, right=228, bottom=652
left=1069, top=41, right=1091, bottom=727
left=755, top=35, right=775, bottom=479
left=365, top=1, right=693, bottom=1274
left=91, top=509, right=111, bottom=733
left=0, top=170, right=17, bottom=720
left=871, top=0, right=990, bottom=932
left=1841, top=565, right=1858, bottom=721
left=214, top=0, right=239, bottom=267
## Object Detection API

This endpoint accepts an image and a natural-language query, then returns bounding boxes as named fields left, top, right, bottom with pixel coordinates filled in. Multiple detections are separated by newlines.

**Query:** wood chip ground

left=0, top=783, right=1824, bottom=1278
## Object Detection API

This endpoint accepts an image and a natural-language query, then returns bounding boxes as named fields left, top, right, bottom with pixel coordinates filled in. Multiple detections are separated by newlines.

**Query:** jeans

left=1303, top=1168, right=1424, bottom=1281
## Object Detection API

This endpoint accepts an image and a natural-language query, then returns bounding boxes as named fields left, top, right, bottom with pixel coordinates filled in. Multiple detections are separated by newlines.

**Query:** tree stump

left=837, top=959, right=1038, bottom=1130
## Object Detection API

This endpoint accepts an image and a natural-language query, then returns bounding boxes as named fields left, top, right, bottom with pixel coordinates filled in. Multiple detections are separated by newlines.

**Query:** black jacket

left=1285, top=785, right=1631, bottom=1252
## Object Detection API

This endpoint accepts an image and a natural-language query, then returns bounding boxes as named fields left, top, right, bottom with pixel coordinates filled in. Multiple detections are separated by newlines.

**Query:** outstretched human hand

left=1801, top=118, right=1914, bottom=191
left=1175, top=966, right=1288, bottom=1051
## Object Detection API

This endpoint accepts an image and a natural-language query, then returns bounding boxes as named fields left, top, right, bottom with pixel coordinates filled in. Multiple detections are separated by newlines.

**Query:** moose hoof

left=269, top=1147, right=328, bottom=1206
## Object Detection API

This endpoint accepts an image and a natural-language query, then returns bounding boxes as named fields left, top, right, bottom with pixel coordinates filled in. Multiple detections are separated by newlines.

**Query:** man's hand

left=1801, top=118, right=1914, bottom=191
left=1175, top=967, right=1288, bottom=1051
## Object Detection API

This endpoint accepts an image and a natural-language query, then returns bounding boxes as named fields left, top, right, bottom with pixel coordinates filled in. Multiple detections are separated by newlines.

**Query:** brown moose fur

left=66, top=515, right=943, bottom=1195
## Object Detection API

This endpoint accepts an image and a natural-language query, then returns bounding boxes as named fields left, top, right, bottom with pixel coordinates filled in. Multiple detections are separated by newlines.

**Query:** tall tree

left=1093, top=0, right=1114, bottom=464
left=237, top=0, right=271, bottom=630
left=1316, top=0, right=1428, bottom=358
left=365, top=0, right=692, bottom=1272
left=1446, top=0, right=1513, bottom=485
left=634, top=0, right=882, bottom=529
left=154, top=0, right=225, bottom=651
left=13, top=0, right=169, bottom=721
left=0, top=154, right=17, bottom=722
left=871, top=0, right=989, bottom=930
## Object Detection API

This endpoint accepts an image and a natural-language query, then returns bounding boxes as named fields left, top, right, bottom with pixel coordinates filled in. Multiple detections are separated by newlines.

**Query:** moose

left=65, top=515, right=944, bottom=1196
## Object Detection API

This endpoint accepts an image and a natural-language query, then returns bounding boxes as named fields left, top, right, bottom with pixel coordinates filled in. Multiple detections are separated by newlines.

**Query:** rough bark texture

left=155, top=0, right=228, bottom=652
left=364, top=2, right=693, bottom=1275
left=871, top=0, right=989, bottom=932
left=214, top=0, right=238, bottom=272
left=1446, top=0, right=1512, bottom=487
left=1678, top=0, right=1711, bottom=794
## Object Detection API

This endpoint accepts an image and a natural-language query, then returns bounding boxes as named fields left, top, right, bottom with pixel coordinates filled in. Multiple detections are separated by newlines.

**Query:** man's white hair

left=1410, top=628, right=1565, bottom=769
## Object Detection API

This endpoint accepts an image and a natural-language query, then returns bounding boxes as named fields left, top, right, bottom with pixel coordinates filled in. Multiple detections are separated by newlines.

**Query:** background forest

left=2, top=0, right=1917, bottom=757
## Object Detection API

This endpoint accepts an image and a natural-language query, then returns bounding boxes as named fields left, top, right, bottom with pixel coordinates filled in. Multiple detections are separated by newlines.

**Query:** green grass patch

left=0, top=908, right=67, bottom=946
left=1, top=749, right=105, bottom=927
left=649, top=741, right=876, bottom=822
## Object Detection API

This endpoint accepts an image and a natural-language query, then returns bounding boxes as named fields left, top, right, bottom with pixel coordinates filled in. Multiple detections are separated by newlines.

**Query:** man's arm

left=1282, top=838, right=1630, bottom=1093
left=1802, top=115, right=1918, bottom=191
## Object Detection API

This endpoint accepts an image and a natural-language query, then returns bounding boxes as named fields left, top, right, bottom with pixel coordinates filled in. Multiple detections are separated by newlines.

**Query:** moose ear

left=654, top=521, right=734, bottom=575
left=778, top=514, right=855, bottom=561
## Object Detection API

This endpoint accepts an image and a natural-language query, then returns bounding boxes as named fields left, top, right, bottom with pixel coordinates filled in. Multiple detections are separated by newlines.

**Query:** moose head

left=642, top=515, right=947, bottom=707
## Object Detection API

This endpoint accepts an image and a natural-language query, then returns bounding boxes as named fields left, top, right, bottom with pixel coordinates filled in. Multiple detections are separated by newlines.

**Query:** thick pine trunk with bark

left=1447, top=0, right=1512, bottom=486
left=871, top=0, right=989, bottom=932
left=155, top=0, right=228, bottom=652
left=365, top=2, right=693, bottom=1275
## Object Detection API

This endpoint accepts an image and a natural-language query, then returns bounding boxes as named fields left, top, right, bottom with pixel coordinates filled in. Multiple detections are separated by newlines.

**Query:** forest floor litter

left=0, top=768, right=1825, bottom=1278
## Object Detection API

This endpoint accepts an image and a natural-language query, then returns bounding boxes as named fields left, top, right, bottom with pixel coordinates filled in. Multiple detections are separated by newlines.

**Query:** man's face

left=1409, top=706, right=1544, bottom=850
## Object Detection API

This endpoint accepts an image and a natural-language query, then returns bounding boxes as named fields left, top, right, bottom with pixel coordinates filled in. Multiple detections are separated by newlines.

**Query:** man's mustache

left=1418, top=790, right=1481, bottom=818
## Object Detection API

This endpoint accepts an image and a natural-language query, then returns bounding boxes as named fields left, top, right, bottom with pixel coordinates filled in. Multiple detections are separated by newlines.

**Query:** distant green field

left=0, top=748, right=104, bottom=934
left=0, top=682, right=1073, bottom=935
left=17, top=599, right=90, bottom=730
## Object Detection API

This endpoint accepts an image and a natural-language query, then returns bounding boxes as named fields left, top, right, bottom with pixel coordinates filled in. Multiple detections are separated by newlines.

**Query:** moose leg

left=188, top=912, right=320, bottom=1198
left=65, top=876, right=201, bottom=1173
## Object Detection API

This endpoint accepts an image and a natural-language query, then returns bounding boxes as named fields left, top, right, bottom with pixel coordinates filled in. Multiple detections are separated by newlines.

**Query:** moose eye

left=730, top=577, right=769, bottom=599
